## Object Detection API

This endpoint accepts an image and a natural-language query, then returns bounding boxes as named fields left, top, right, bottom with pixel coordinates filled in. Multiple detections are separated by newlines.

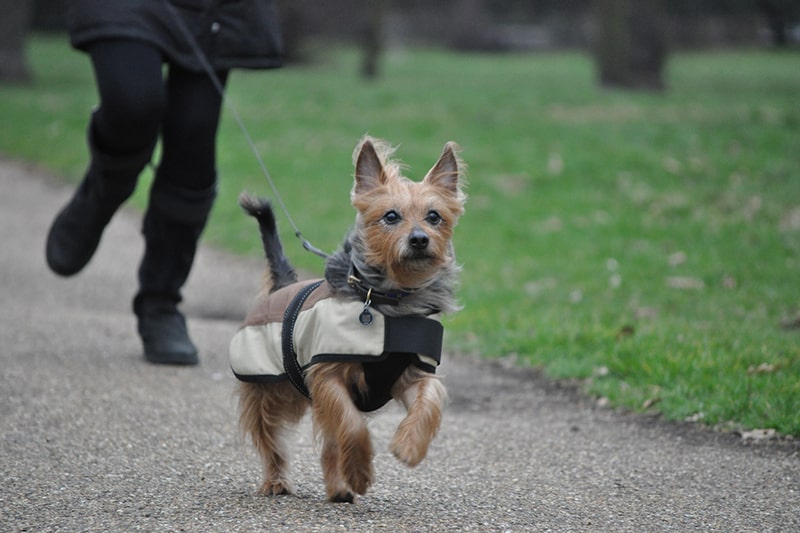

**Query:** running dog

left=230, top=136, right=466, bottom=502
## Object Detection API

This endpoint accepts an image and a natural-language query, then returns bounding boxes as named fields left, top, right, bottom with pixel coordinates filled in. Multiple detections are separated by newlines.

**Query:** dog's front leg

left=307, top=363, right=374, bottom=501
left=390, top=366, right=447, bottom=467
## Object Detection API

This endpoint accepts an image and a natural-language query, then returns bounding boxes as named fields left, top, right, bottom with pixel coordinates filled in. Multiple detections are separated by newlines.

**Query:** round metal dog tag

left=359, top=308, right=374, bottom=326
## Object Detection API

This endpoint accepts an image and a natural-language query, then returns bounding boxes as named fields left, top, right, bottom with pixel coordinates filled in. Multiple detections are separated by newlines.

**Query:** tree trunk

left=758, top=0, right=788, bottom=47
left=595, top=0, right=667, bottom=91
left=0, top=0, right=33, bottom=83
left=360, top=0, right=386, bottom=79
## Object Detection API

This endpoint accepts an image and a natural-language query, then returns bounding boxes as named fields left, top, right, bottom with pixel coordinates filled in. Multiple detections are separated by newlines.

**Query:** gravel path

left=1, top=159, right=798, bottom=532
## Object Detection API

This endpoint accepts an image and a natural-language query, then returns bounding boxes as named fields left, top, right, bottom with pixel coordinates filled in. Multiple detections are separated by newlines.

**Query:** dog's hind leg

left=389, top=367, right=447, bottom=468
left=238, top=382, right=307, bottom=496
left=307, top=363, right=374, bottom=501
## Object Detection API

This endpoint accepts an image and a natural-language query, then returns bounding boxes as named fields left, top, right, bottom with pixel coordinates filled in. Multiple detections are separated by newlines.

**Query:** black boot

left=134, top=180, right=216, bottom=365
left=46, top=116, right=155, bottom=276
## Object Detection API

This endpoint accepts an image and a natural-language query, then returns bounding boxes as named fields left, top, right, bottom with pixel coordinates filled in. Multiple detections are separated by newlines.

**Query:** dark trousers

left=88, top=38, right=230, bottom=308
left=88, top=38, right=228, bottom=192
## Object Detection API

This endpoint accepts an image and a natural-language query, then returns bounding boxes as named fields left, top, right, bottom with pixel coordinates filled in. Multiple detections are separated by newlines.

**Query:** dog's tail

left=238, top=193, right=297, bottom=293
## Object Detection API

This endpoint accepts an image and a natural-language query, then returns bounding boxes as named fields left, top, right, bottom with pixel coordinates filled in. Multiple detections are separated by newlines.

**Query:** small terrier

left=230, top=136, right=466, bottom=502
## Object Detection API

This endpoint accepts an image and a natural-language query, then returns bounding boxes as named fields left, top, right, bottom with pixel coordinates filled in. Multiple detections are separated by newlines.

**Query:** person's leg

left=90, top=39, right=166, bottom=154
left=134, top=64, right=229, bottom=365
left=46, top=39, right=165, bottom=276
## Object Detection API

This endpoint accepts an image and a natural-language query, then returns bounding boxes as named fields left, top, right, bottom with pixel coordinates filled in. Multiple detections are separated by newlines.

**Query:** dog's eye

left=383, top=210, right=401, bottom=224
left=425, top=210, right=442, bottom=225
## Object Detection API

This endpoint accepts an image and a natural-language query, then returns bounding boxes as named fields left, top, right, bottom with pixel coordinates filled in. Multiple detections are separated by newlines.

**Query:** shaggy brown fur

left=236, top=136, right=466, bottom=502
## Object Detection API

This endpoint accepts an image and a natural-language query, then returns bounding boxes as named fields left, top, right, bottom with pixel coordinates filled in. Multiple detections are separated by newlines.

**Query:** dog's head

left=350, top=137, right=466, bottom=289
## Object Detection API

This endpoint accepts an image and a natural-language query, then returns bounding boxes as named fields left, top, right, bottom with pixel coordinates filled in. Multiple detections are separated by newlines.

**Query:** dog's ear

left=423, top=142, right=462, bottom=195
left=353, top=138, right=386, bottom=195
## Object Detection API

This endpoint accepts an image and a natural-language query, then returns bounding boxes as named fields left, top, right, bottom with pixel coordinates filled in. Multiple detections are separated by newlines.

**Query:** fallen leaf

left=547, top=152, right=563, bottom=175
left=524, top=277, right=557, bottom=296
left=780, top=314, right=800, bottom=330
left=642, top=397, right=661, bottom=409
left=616, top=325, right=635, bottom=340
left=740, top=428, right=777, bottom=441
left=663, top=156, right=681, bottom=174
left=666, top=276, right=705, bottom=290
left=685, top=412, right=705, bottom=422
left=779, top=207, right=800, bottom=231
left=634, top=306, right=659, bottom=320
left=540, top=216, right=563, bottom=233
left=668, top=251, right=686, bottom=267
left=747, top=362, right=777, bottom=375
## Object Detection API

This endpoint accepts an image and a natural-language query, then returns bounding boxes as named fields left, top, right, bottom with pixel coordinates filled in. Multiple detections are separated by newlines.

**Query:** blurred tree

left=32, top=0, right=67, bottom=31
left=758, top=0, right=800, bottom=46
left=361, top=0, right=386, bottom=79
left=0, top=0, right=33, bottom=82
left=595, top=0, right=667, bottom=91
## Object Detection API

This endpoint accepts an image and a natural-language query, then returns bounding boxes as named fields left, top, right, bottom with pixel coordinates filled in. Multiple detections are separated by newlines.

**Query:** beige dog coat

left=229, top=279, right=443, bottom=411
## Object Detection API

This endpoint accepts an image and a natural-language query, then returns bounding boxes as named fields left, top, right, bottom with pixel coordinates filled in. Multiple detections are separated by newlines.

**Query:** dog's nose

left=409, top=229, right=429, bottom=250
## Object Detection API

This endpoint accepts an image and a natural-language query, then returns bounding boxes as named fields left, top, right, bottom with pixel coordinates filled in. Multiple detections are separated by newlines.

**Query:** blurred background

left=2, top=0, right=800, bottom=85
left=1, top=1, right=798, bottom=435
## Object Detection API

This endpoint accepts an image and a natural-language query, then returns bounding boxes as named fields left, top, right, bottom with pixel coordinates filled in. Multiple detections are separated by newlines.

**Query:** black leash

left=164, top=0, right=329, bottom=260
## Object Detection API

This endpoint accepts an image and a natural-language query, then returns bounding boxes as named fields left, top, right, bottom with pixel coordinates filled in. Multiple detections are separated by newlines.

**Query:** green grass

left=3, top=35, right=799, bottom=435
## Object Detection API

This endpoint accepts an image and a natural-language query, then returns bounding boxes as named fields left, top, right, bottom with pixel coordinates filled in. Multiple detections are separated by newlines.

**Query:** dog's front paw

left=328, top=490, right=355, bottom=503
left=258, top=479, right=294, bottom=497
left=390, top=425, right=430, bottom=468
left=342, top=453, right=373, bottom=495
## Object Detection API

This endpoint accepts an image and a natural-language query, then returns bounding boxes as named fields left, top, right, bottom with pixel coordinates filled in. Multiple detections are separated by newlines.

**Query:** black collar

left=347, top=264, right=417, bottom=306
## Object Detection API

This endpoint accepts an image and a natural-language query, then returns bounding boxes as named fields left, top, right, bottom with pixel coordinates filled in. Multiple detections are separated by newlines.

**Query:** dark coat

left=66, top=0, right=283, bottom=72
